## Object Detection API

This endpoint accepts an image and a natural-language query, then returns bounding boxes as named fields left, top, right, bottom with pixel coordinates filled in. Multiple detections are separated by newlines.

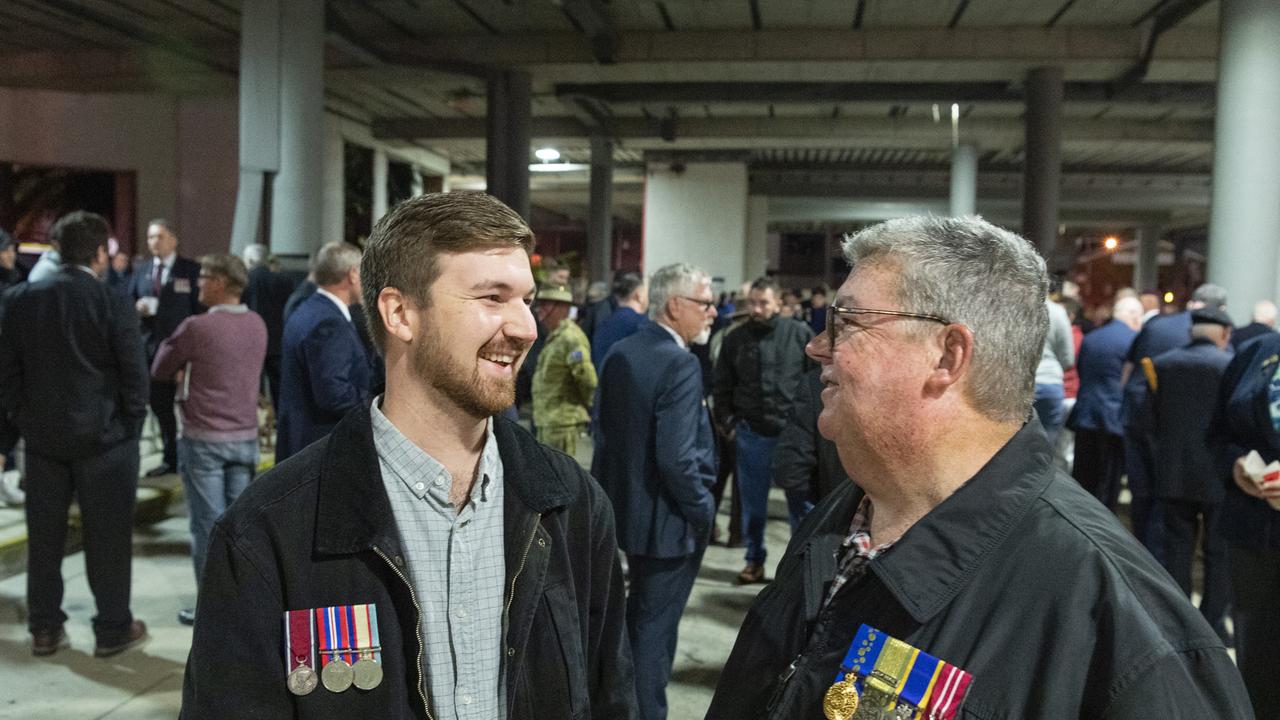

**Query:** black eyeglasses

left=678, top=296, right=716, bottom=311
left=825, top=303, right=950, bottom=353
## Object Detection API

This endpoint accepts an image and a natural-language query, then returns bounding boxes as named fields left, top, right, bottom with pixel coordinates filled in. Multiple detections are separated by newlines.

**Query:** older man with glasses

left=706, top=216, right=1250, bottom=720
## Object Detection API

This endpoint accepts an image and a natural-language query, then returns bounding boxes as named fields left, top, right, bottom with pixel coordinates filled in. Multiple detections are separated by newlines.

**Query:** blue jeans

left=736, top=423, right=779, bottom=565
left=178, top=437, right=258, bottom=584
left=1033, top=383, right=1065, bottom=446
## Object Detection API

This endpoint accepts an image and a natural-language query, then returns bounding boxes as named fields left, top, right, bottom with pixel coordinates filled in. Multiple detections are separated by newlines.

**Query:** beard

left=412, top=325, right=528, bottom=418
left=692, top=325, right=712, bottom=345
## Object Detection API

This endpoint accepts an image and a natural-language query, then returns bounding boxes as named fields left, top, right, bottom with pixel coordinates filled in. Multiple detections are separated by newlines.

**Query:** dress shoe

left=31, top=627, right=68, bottom=657
left=736, top=563, right=766, bottom=584
left=177, top=608, right=196, bottom=626
left=94, top=620, right=149, bottom=658
left=145, top=464, right=175, bottom=478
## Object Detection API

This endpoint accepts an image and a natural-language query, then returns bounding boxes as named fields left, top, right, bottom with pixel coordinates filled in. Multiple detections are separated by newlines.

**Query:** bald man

left=1231, top=299, right=1277, bottom=350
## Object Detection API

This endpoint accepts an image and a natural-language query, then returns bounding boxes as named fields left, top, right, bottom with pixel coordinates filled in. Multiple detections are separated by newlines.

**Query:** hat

left=1190, top=307, right=1233, bottom=328
left=536, top=283, right=573, bottom=304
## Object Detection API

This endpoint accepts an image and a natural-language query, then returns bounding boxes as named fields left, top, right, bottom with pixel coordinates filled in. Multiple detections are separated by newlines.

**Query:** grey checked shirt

left=371, top=399, right=506, bottom=720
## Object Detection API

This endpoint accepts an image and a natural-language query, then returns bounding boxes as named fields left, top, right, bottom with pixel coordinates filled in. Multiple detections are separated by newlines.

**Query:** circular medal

left=823, top=677, right=860, bottom=720
left=287, top=665, right=318, bottom=696
left=352, top=658, right=383, bottom=690
left=321, top=659, right=354, bottom=693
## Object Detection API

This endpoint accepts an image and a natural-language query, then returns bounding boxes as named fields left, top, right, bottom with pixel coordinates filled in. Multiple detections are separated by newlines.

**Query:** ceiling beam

left=557, top=0, right=621, bottom=64
left=1112, top=0, right=1212, bottom=90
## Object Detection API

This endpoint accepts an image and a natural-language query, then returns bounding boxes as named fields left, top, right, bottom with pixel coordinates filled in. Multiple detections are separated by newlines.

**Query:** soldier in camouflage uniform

left=532, top=283, right=597, bottom=456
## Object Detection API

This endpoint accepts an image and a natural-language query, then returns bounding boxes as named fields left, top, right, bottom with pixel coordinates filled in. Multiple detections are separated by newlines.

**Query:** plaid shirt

left=824, top=496, right=897, bottom=607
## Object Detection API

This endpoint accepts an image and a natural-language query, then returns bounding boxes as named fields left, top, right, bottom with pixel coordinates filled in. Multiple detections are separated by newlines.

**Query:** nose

left=805, top=332, right=830, bottom=364
left=509, top=300, right=539, bottom=345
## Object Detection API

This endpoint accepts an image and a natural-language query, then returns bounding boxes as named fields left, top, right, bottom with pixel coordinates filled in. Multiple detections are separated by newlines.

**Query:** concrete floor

left=0, top=463, right=794, bottom=720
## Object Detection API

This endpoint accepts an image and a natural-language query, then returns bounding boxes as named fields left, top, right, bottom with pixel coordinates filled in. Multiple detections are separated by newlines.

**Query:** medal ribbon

left=923, top=662, right=973, bottom=720
left=368, top=604, right=381, bottom=663
left=317, top=606, right=344, bottom=668
left=342, top=604, right=357, bottom=665
left=353, top=603, right=374, bottom=661
left=284, top=609, right=314, bottom=675
left=835, top=624, right=887, bottom=686
left=898, top=651, right=942, bottom=715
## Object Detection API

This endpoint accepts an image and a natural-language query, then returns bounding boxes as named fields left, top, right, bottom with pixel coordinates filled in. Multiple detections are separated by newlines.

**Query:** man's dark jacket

left=277, top=292, right=372, bottom=461
left=771, top=368, right=846, bottom=505
left=0, top=268, right=148, bottom=463
left=1148, top=338, right=1234, bottom=503
left=181, top=406, right=637, bottom=720
left=243, top=265, right=296, bottom=360
left=1230, top=321, right=1274, bottom=350
left=592, top=320, right=716, bottom=558
left=712, top=315, right=814, bottom=437
left=1211, top=333, right=1280, bottom=550
left=1066, top=318, right=1137, bottom=437
left=130, top=255, right=202, bottom=358
left=706, top=421, right=1251, bottom=720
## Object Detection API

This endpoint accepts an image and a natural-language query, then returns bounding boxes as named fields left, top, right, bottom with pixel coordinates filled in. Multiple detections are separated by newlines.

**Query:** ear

left=377, top=287, right=417, bottom=345
left=925, top=324, right=974, bottom=394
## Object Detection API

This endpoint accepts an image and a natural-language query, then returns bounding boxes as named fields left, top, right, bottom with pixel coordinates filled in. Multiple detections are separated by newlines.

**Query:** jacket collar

left=314, top=405, right=577, bottom=556
left=829, top=420, right=1057, bottom=624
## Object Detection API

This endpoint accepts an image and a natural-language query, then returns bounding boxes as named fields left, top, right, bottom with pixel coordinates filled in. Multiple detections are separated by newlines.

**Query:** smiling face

left=410, top=247, right=538, bottom=419
left=807, top=264, right=937, bottom=467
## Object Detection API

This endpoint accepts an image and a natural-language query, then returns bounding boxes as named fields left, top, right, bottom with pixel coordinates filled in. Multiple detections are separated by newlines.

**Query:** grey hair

left=648, top=263, right=710, bottom=320
left=841, top=215, right=1049, bottom=424
left=312, top=241, right=363, bottom=286
left=242, top=243, right=269, bottom=269
left=1190, top=283, right=1227, bottom=310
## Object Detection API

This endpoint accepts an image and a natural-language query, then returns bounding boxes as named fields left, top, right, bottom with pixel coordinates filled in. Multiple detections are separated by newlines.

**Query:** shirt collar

left=656, top=319, right=688, bottom=349
left=370, top=397, right=499, bottom=506
left=207, top=303, right=249, bottom=314
left=316, top=287, right=352, bottom=322
left=154, top=253, right=175, bottom=269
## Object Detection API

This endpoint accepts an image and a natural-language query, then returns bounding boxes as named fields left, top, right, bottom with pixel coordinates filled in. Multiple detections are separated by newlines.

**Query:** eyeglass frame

left=825, top=303, right=951, bottom=353
left=677, top=295, right=717, bottom=312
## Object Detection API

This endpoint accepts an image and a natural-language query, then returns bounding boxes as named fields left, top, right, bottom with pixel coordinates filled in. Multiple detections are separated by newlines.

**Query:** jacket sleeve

left=302, top=317, right=368, bottom=416
left=151, top=316, right=192, bottom=381
left=711, top=330, right=737, bottom=427
left=585, top=482, right=640, bottom=720
left=181, top=522, right=292, bottom=719
left=654, top=354, right=716, bottom=530
left=772, top=372, right=820, bottom=494
left=110, top=290, right=151, bottom=421
left=1049, top=302, right=1076, bottom=370
left=1101, top=646, right=1253, bottom=720
left=568, top=342, right=598, bottom=407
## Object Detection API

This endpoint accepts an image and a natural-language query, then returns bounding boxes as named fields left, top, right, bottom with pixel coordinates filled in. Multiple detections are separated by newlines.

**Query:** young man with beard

left=181, top=192, right=636, bottom=719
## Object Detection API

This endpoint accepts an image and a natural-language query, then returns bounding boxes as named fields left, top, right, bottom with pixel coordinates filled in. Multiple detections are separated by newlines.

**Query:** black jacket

left=1148, top=338, right=1234, bottom=504
left=712, top=315, right=814, bottom=437
left=706, top=421, right=1251, bottom=720
left=0, top=268, right=148, bottom=462
left=181, top=407, right=637, bottom=720
left=771, top=368, right=846, bottom=504
left=130, top=255, right=203, bottom=358
left=243, top=265, right=296, bottom=359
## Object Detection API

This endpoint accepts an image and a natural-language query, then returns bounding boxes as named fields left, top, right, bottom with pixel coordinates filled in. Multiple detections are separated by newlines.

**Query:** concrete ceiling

left=0, top=0, right=1224, bottom=227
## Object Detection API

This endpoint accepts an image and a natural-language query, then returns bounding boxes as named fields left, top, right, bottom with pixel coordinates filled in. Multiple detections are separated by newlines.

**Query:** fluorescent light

left=534, top=147, right=561, bottom=162
left=528, top=162, right=589, bottom=172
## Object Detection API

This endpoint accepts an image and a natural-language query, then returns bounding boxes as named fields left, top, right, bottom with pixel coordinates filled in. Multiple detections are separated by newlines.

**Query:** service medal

left=287, top=665, right=318, bottom=696
left=321, top=658, right=354, bottom=693
left=351, top=603, right=384, bottom=690
left=352, top=655, right=383, bottom=691
left=823, top=676, right=860, bottom=720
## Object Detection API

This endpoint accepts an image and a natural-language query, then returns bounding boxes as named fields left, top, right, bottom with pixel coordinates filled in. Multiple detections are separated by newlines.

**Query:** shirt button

left=462, top=695, right=473, bottom=705
left=434, top=476, right=445, bottom=487
left=414, top=482, right=425, bottom=492
left=455, top=608, right=467, bottom=619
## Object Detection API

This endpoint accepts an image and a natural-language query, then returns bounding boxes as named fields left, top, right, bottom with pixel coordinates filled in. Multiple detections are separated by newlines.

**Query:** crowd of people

left=0, top=197, right=1277, bottom=718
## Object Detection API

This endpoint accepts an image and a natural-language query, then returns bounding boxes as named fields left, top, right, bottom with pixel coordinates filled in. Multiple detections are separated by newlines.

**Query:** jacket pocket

left=519, top=583, right=589, bottom=720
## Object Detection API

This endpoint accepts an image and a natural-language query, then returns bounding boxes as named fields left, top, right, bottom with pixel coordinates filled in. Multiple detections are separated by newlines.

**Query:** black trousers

left=25, top=439, right=139, bottom=644
left=1160, top=500, right=1230, bottom=634
left=1123, top=429, right=1163, bottom=563
left=711, top=428, right=742, bottom=543
left=1229, top=545, right=1280, bottom=719
left=149, top=378, right=178, bottom=467
left=1072, top=428, right=1125, bottom=510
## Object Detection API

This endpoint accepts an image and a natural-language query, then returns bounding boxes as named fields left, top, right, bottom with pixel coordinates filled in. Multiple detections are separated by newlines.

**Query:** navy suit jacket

left=1149, top=339, right=1234, bottom=503
left=592, top=320, right=716, bottom=558
left=131, top=255, right=203, bottom=358
left=276, top=292, right=371, bottom=461
left=1067, top=319, right=1138, bottom=436
left=1121, top=310, right=1192, bottom=430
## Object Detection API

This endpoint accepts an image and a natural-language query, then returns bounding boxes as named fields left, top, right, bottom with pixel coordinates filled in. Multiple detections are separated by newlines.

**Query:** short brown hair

left=361, top=192, right=535, bottom=354
left=199, top=253, right=248, bottom=296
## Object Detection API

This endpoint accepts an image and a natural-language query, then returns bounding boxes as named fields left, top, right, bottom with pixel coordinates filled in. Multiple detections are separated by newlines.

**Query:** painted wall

left=642, top=162, right=749, bottom=289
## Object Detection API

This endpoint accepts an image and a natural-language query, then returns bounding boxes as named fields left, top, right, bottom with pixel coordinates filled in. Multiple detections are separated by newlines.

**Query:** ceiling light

left=535, top=147, right=561, bottom=162
left=1103, top=236, right=1118, bottom=250
left=1164, top=291, right=1174, bottom=304
left=529, top=162, right=589, bottom=173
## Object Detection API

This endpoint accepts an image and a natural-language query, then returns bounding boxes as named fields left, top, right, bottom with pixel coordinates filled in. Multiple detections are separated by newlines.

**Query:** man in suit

left=276, top=241, right=371, bottom=461
left=1067, top=296, right=1142, bottom=510
left=1231, top=299, right=1277, bottom=350
left=1146, top=307, right=1236, bottom=643
left=131, top=219, right=202, bottom=476
left=241, top=243, right=296, bottom=413
left=0, top=211, right=150, bottom=657
left=591, top=271, right=647, bottom=372
left=593, top=263, right=718, bottom=720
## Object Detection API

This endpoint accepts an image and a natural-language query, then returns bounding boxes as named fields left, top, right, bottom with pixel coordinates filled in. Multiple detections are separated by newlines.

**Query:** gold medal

left=321, top=658, right=354, bottom=692
left=823, top=675, right=860, bottom=720
left=287, top=665, right=318, bottom=696
left=351, top=654, right=383, bottom=690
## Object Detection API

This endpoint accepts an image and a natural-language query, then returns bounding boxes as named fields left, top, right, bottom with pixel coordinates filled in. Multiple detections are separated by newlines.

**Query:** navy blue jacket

left=1121, top=311, right=1192, bottom=431
left=1067, top=319, right=1137, bottom=436
left=591, top=306, right=645, bottom=374
left=1211, top=333, right=1280, bottom=549
left=592, top=320, right=716, bottom=558
left=277, top=292, right=371, bottom=461
left=1148, top=338, right=1234, bottom=503
left=243, top=265, right=296, bottom=359
left=131, top=255, right=203, bottom=358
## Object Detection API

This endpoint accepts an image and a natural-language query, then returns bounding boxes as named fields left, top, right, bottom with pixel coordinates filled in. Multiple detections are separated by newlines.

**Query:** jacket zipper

left=499, top=512, right=542, bottom=716
left=765, top=655, right=802, bottom=713
left=374, top=546, right=434, bottom=720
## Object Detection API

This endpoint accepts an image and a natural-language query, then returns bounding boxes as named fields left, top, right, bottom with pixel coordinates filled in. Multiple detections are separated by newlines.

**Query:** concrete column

left=642, top=162, right=749, bottom=289
left=950, top=143, right=978, bottom=217
left=1209, top=0, right=1280, bottom=323
left=744, top=195, right=769, bottom=282
left=1022, top=67, right=1064, bottom=260
left=230, top=0, right=281, bottom=255
left=267, top=0, right=324, bottom=257
left=486, top=71, right=531, bottom=219
left=372, top=148, right=389, bottom=223
left=1134, top=225, right=1162, bottom=292
left=588, top=132, right=614, bottom=283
